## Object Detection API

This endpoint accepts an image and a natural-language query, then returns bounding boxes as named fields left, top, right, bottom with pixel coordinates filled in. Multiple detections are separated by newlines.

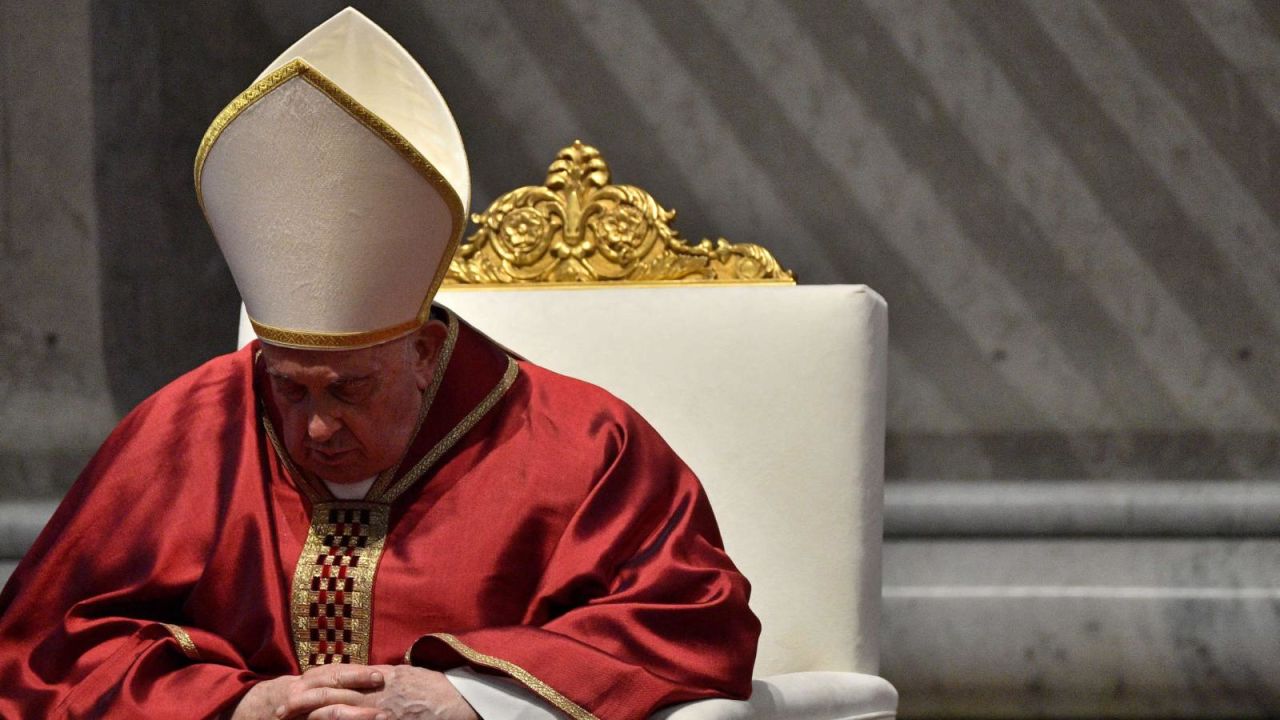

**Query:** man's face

left=259, top=322, right=445, bottom=484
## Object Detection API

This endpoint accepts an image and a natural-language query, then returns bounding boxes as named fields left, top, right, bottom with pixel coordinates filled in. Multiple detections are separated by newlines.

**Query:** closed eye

left=331, top=378, right=373, bottom=403
left=270, top=376, right=307, bottom=403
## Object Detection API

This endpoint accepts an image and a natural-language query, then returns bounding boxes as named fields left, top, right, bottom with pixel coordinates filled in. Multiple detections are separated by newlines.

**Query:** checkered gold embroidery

left=290, top=503, right=389, bottom=669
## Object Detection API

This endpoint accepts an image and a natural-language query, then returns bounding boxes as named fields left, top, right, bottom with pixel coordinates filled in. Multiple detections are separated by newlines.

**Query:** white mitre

left=196, top=7, right=469, bottom=350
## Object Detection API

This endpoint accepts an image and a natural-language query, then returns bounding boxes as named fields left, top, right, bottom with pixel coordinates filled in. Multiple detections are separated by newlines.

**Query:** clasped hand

left=233, top=663, right=479, bottom=720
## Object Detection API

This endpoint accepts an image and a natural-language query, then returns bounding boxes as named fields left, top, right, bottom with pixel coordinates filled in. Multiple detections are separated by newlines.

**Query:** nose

left=306, top=408, right=342, bottom=444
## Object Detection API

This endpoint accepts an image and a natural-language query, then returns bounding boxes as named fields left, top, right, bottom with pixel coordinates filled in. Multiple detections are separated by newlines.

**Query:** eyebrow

left=264, top=369, right=374, bottom=385
left=331, top=375, right=373, bottom=386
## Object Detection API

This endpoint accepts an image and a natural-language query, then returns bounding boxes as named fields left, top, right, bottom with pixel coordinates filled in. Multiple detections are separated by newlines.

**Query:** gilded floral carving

left=445, top=141, right=794, bottom=285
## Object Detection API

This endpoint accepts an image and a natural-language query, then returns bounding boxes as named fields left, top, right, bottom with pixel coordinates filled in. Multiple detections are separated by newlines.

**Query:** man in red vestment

left=0, top=8, right=758, bottom=719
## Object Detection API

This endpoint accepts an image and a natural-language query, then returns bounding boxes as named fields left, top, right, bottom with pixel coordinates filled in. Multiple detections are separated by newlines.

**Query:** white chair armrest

left=650, top=672, right=898, bottom=720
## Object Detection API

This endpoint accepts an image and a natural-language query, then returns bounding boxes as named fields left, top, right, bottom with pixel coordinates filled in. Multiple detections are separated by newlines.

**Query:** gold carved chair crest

left=444, top=141, right=794, bottom=286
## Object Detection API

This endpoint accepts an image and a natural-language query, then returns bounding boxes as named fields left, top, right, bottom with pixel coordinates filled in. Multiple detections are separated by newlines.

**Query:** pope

left=0, top=8, right=758, bottom=719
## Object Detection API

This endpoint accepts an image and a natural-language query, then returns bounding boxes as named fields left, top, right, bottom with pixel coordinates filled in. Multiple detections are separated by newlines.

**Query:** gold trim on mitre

left=445, top=140, right=795, bottom=286
left=248, top=312, right=428, bottom=352
left=195, top=59, right=465, bottom=350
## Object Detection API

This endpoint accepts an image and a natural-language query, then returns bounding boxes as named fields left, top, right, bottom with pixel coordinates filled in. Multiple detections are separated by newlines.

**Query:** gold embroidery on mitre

left=290, top=502, right=390, bottom=669
left=249, top=316, right=424, bottom=352
left=195, top=59, right=466, bottom=350
left=160, top=623, right=201, bottom=661
left=445, top=141, right=795, bottom=286
left=413, top=633, right=599, bottom=720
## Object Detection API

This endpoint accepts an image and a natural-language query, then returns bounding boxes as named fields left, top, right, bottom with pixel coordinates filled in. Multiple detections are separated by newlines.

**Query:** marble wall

left=2, top=0, right=1278, bottom=716
left=0, top=0, right=116, bottom=500
left=883, top=480, right=1280, bottom=716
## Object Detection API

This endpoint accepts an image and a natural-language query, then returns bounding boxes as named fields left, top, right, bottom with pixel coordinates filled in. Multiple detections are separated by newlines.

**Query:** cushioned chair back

left=437, top=285, right=887, bottom=676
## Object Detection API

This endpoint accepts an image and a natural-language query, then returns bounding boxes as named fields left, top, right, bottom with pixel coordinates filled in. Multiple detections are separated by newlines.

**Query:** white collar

left=321, top=476, right=376, bottom=500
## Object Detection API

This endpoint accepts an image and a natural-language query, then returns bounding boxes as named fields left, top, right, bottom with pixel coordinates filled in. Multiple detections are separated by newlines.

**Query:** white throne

left=443, top=142, right=896, bottom=720
left=240, top=142, right=898, bottom=719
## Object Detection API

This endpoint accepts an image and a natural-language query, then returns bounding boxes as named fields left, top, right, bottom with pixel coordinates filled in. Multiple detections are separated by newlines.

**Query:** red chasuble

left=0, top=310, right=759, bottom=718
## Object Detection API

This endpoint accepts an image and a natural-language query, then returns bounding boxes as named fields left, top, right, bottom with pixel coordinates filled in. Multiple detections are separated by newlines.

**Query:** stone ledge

left=885, top=479, right=1280, bottom=537
left=5, top=479, right=1279, bottom=560
left=882, top=538, right=1280, bottom=718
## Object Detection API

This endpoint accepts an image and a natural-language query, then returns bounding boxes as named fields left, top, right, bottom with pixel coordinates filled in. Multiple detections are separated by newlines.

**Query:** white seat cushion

left=652, top=672, right=898, bottom=720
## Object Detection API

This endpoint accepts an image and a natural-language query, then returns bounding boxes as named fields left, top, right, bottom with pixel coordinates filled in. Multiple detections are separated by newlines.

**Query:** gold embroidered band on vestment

left=291, top=502, right=389, bottom=669
left=160, top=623, right=201, bottom=661
left=372, top=356, right=518, bottom=505
left=366, top=310, right=460, bottom=502
left=412, top=633, right=599, bottom=720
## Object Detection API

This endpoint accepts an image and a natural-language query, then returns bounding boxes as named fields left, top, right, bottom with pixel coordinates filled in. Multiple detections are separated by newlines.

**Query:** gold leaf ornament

left=445, top=141, right=795, bottom=285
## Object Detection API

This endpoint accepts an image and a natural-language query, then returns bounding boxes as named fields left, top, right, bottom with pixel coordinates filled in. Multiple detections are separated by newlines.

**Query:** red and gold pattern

left=291, top=503, right=390, bottom=668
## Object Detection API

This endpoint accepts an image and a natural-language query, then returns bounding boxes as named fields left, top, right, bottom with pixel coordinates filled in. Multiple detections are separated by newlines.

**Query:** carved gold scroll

left=444, top=141, right=795, bottom=285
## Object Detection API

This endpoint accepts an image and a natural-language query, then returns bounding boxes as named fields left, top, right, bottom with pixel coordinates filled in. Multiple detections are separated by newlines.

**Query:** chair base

left=651, top=672, right=898, bottom=720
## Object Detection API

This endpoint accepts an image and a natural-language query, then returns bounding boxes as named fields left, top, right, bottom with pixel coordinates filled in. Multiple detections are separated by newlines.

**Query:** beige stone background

left=2, top=0, right=1279, bottom=716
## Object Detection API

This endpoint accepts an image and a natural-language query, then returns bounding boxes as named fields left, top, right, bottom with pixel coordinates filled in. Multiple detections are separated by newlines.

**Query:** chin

left=316, top=473, right=363, bottom=485
left=297, top=456, right=372, bottom=486
left=309, top=467, right=371, bottom=485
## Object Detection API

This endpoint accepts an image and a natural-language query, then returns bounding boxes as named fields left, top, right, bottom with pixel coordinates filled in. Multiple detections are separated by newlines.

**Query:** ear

left=408, top=320, right=448, bottom=391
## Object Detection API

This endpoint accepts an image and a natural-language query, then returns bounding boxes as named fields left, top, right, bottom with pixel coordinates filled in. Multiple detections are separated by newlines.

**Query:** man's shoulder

left=507, top=359, right=673, bottom=451
left=110, top=344, right=258, bottom=442
left=502, top=358, right=701, bottom=504
left=62, top=345, right=260, bottom=506
left=139, top=344, right=257, bottom=410
left=513, top=360, right=638, bottom=420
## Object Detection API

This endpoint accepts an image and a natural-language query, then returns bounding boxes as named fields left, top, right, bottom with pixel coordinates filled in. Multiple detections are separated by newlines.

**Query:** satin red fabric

left=0, top=317, right=759, bottom=718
